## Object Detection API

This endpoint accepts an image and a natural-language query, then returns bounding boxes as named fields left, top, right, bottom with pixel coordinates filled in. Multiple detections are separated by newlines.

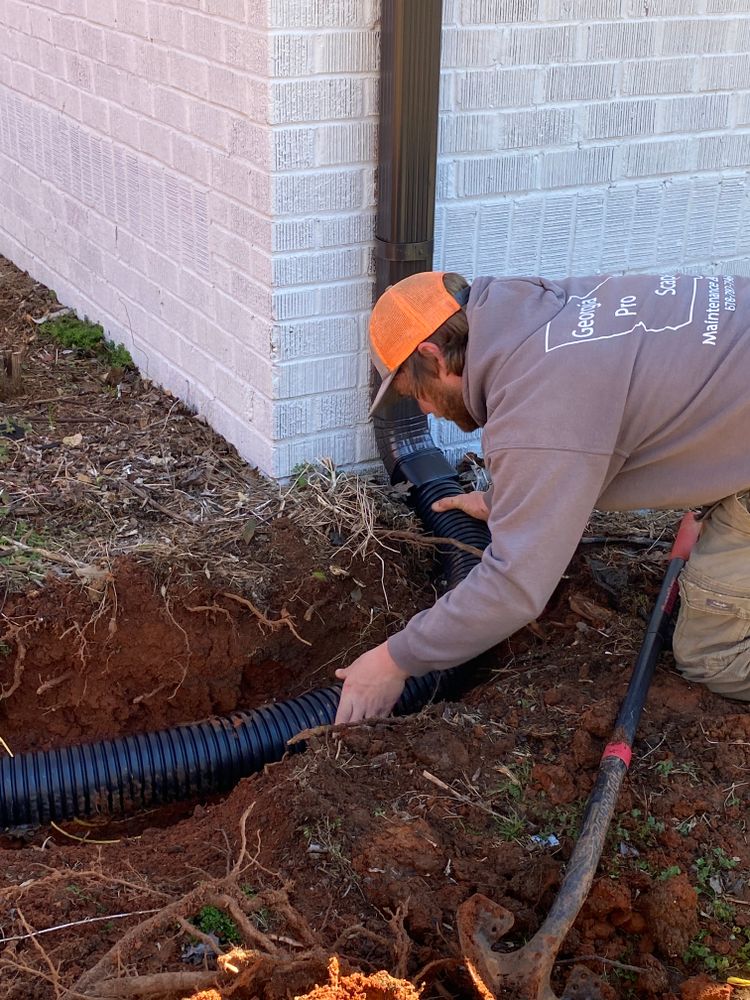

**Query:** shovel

left=457, top=512, right=701, bottom=1000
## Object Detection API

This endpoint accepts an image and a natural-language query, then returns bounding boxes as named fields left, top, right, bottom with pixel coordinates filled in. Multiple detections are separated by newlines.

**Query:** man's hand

left=431, top=490, right=490, bottom=522
left=334, top=642, right=408, bottom=724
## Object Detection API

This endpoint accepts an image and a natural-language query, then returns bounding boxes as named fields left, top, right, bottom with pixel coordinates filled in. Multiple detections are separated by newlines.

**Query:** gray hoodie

left=388, top=272, right=750, bottom=676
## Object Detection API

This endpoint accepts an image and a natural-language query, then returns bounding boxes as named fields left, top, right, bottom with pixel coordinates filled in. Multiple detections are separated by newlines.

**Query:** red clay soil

left=1, top=256, right=749, bottom=1000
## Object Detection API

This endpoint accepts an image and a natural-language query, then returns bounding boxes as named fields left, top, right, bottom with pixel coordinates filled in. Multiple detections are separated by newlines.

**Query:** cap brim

left=368, top=368, right=399, bottom=418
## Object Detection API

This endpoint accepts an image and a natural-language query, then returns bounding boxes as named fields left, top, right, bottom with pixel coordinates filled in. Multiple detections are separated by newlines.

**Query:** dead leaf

left=568, top=594, right=613, bottom=623
left=62, top=433, right=83, bottom=447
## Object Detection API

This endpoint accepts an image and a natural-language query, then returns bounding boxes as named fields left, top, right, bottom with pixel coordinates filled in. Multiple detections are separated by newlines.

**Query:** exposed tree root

left=57, top=808, right=422, bottom=1000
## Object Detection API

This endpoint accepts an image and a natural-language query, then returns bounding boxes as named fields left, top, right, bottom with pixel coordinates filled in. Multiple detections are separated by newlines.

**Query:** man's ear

left=415, top=340, right=445, bottom=373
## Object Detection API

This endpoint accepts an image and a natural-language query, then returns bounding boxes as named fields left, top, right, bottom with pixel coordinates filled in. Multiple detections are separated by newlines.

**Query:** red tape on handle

left=601, top=742, right=632, bottom=768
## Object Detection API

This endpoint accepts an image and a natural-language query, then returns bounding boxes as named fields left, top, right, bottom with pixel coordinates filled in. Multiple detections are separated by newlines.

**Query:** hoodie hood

left=463, top=276, right=568, bottom=427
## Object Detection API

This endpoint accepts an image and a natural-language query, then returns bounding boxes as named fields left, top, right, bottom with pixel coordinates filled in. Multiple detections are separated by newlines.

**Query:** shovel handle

left=670, top=510, right=701, bottom=562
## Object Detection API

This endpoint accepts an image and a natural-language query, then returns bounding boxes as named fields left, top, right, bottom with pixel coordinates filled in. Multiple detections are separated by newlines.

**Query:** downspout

left=0, top=1, right=490, bottom=828
left=373, top=0, right=491, bottom=581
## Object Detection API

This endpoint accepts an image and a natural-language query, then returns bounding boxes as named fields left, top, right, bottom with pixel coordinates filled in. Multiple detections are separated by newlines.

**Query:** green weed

left=657, top=865, right=681, bottom=881
left=41, top=314, right=133, bottom=368
left=192, top=905, right=241, bottom=944
left=683, top=931, right=731, bottom=975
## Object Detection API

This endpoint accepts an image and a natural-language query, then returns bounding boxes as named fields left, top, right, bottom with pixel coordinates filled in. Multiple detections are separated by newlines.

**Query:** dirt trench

left=1, top=255, right=749, bottom=1000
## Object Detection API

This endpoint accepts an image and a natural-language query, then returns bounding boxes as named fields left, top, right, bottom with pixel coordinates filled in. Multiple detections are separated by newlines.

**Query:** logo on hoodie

left=544, top=276, right=699, bottom=352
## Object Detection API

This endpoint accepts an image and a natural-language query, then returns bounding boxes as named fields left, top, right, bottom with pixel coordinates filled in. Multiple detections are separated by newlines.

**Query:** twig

left=0, top=536, right=86, bottom=568
left=119, top=478, right=196, bottom=526
left=554, top=955, right=647, bottom=973
left=0, top=909, right=162, bottom=944
left=221, top=591, right=311, bottom=646
left=382, top=529, right=485, bottom=560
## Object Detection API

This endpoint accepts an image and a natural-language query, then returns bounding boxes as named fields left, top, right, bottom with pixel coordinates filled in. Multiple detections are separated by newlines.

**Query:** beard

left=422, top=380, right=479, bottom=433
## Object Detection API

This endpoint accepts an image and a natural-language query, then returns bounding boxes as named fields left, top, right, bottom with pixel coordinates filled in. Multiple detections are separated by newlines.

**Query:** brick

left=627, top=0, right=701, bottom=11
left=207, top=65, right=250, bottom=113
left=439, top=113, right=495, bottom=154
left=585, top=20, right=659, bottom=60
left=65, top=52, right=94, bottom=91
left=183, top=11, right=225, bottom=61
left=540, top=146, right=616, bottom=188
left=315, top=212, right=375, bottom=248
left=272, top=33, right=311, bottom=76
left=272, top=78, right=370, bottom=125
left=148, top=3, right=185, bottom=46
left=271, top=317, right=359, bottom=362
left=658, top=94, right=731, bottom=134
left=457, top=68, right=538, bottom=110
left=318, top=279, right=374, bottom=315
left=545, top=62, right=617, bottom=102
left=459, top=153, right=536, bottom=196
left=314, top=121, right=377, bottom=165
left=442, top=27, right=498, bottom=67
left=139, top=117, right=173, bottom=163
left=587, top=99, right=657, bottom=139
left=4, top=0, right=30, bottom=32
left=272, top=248, right=362, bottom=286
left=661, top=18, right=740, bottom=56
left=269, top=0, right=370, bottom=29
left=441, top=205, right=478, bottom=275
left=273, top=127, right=315, bottom=169
left=79, top=91, right=109, bottom=133
left=214, top=294, right=273, bottom=357
left=273, top=432, right=358, bottom=477
left=462, top=0, right=542, bottom=22
left=499, top=107, right=576, bottom=149
left=314, top=30, right=380, bottom=74
left=210, top=152, right=272, bottom=211
left=211, top=198, right=273, bottom=249
left=623, top=137, right=696, bottom=177
left=620, top=57, right=696, bottom=97
left=116, top=0, right=148, bottom=37
left=189, top=101, right=231, bottom=149
left=697, top=132, right=750, bottom=171
left=204, top=0, right=247, bottom=21
left=502, top=24, right=578, bottom=65
left=227, top=120, right=270, bottom=168
left=168, top=52, right=209, bottom=99
left=224, top=25, right=267, bottom=74
left=86, top=0, right=117, bottom=28
left=546, top=0, right=627, bottom=16
left=273, top=169, right=364, bottom=214
left=701, top=54, right=750, bottom=92
left=93, top=63, right=122, bottom=102
left=171, top=133, right=211, bottom=183
left=272, top=219, right=315, bottom=252
left=104, top=31, right=135, bottom=73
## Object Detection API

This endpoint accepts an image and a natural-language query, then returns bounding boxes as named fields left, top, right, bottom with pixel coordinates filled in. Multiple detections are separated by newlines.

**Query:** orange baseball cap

left=368, top=271, right=463, bottom=417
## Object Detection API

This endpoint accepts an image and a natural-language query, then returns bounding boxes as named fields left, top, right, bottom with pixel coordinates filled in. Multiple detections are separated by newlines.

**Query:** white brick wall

left=1, top=1, right=750, bottom=478
left=0, top=0, right=277, bottom=475
left=430, top=2, right=750, bottom=464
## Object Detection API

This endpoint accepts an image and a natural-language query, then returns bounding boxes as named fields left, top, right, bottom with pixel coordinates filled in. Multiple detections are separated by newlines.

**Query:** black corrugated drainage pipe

left=0, top=0, right=490, bottom=829
left=0, top=674, right=468, bottom=827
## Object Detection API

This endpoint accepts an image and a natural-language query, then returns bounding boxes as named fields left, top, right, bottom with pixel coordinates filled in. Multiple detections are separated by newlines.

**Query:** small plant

left=494, top=810, right=526, bottom=842
left=192, top=905, right=241, bottom=944
left=42, top=314, right=105, bottom=351
left=654, top=758, right=700, bottom=782
left=683, top=930, right=731, bottom=975
left=41, top=314, right=133, bottom=368
left=657, top=864, right=681, bottom=881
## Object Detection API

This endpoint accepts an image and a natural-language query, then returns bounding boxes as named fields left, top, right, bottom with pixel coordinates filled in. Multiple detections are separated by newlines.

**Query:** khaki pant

left=673, top=492, right=750, bottom=701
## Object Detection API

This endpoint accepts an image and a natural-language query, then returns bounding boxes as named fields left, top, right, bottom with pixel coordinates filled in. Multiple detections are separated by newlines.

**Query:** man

left=334, top=270, right=750, bottom=724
